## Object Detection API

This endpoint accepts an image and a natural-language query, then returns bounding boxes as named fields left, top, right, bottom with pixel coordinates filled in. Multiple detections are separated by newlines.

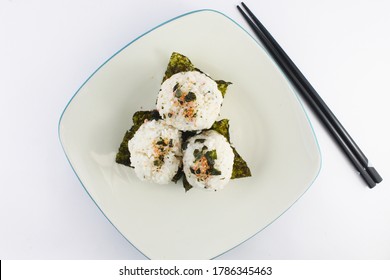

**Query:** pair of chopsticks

left=237, top=2, right=382, bottom=188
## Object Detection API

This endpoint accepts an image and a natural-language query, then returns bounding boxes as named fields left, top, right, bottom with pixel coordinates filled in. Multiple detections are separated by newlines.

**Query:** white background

left=1, top=0, right=389, bottom=260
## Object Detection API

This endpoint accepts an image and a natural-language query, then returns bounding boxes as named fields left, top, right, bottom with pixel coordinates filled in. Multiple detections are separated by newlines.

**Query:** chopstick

left=237, top=2, right=382, bottom=188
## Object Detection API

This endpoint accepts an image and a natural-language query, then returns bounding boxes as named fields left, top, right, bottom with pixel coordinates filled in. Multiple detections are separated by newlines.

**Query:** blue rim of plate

left=58, top=9, right=322, bottom=259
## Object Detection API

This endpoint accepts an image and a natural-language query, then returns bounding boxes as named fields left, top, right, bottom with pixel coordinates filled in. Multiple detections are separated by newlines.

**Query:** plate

left=59, top=10, right=321, bottom=259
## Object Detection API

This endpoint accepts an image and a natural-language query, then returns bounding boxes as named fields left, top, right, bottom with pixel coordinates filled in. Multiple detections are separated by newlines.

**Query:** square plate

left=59, top=10, right=321, bottom=259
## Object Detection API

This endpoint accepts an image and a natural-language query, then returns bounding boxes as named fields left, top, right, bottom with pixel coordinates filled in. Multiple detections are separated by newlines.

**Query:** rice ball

left=183, top=130, right=234, bottom=191
left=128, top=119, right=182, bottom=184
left=156, top=71, right=223, bottom=131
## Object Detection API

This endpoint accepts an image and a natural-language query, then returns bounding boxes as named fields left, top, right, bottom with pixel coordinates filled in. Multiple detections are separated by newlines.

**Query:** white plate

left=59, top=10, right=321, bottom=259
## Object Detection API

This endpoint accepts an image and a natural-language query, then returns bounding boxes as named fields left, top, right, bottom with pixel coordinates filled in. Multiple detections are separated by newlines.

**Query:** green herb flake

left=194, top=138, right=205, bottom=143
left=184, top=91, right=196, bottom=102
left=208, top=149, right=217, bottom=160
left=204, top=149, right=217, bottom=166
left=210, top=167, right=222, bottom=176
left=156, top=137, right=167, bottom=146
left=193, top=149, right=202, bottom=162
left=174, top=88, right=182, bottom=98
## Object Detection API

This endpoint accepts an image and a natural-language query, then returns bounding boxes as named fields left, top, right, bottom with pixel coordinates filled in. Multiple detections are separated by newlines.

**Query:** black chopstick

left=237, top=2, right=382, bottom=188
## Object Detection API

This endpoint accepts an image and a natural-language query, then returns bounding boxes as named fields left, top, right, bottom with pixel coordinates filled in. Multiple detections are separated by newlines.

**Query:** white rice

left=128, top=119, right=182, bottom=184
left=156, top=71, right=223, bottom=131
left=183, top=130, right=234, bottom=191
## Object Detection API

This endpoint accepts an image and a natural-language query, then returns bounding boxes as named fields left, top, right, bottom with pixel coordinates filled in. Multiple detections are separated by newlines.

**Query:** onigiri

left=156, top=71, right=223, bottom=131
left=183, top=130, right=234, bottom=191
left=128, top=119, right=182, bottom=184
